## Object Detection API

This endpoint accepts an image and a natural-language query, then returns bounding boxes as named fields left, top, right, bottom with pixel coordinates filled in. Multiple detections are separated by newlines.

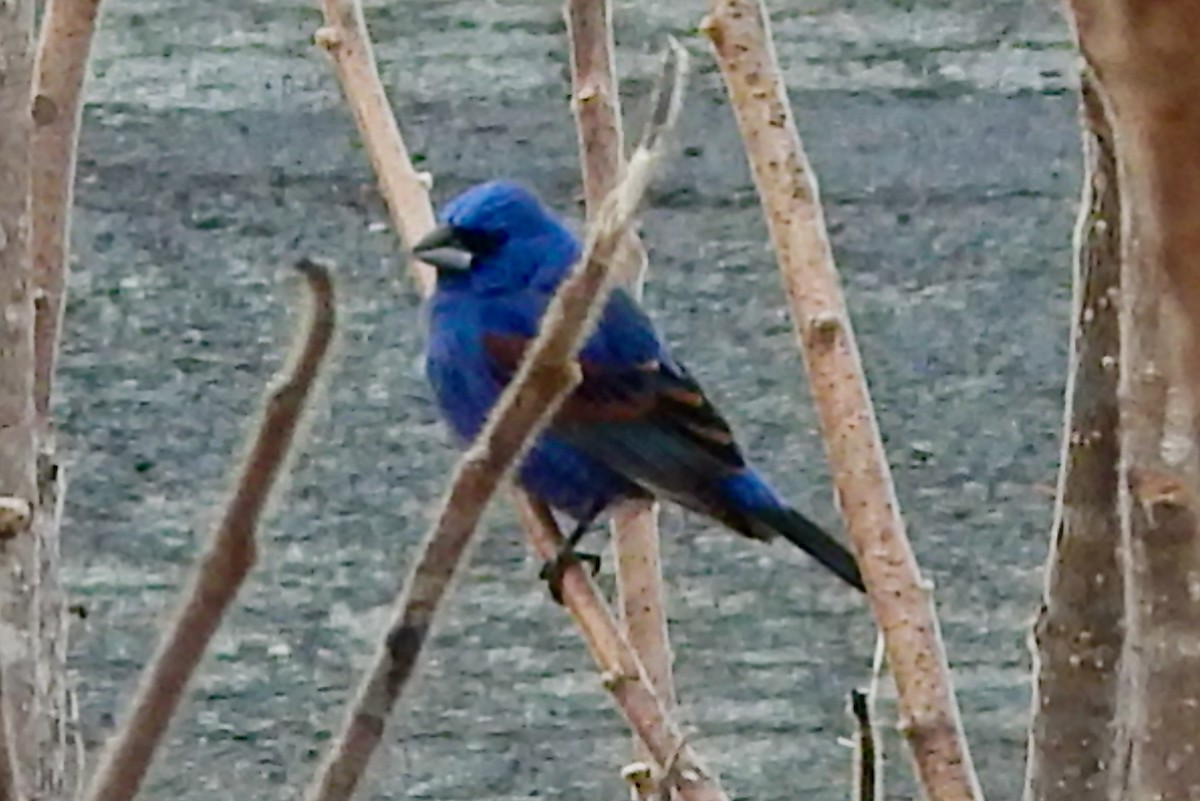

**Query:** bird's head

left=413, top=180, right=581, bottom=293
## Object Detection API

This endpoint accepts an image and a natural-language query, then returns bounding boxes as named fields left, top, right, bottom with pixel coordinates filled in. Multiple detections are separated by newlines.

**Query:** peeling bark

left=1061, top=3, right=1200, bottom=798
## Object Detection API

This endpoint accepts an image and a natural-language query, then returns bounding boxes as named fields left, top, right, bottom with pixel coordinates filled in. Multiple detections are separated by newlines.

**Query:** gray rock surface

left=63, top=0, right=1078, bottom=798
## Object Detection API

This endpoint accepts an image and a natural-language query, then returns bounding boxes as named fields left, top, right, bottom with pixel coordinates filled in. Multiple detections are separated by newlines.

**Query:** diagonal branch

left=301, top=46, right=685, bottom=801
left=81, top=259, right=338, bottom=801
left=701, top=2, right=983, bottom=800
left=314, top=0, right=435, bottom=294
left=516, top=494, right=727, bottom=801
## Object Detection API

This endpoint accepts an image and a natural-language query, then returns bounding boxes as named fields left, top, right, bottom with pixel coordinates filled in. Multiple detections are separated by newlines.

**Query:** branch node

left=808, top=310, right=842, bottom=343
left=31, top=94, right=58, bottom=126
left=0, top=496, right=33, bottom=539
left=621, top=761, right=656, bottom=800
left=601, top=669, right=633, bottom=690
left=1132, top=468, right=1188, bottom=512
left=313, top=26, right=342, bottom=52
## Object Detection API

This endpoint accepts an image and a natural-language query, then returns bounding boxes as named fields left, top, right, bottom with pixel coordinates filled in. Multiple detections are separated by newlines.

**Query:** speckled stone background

left=62, top=0, right=1077, bottom=798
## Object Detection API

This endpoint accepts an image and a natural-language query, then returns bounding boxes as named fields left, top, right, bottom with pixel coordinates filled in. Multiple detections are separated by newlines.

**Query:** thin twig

left=701, top=3, right=983, bottom=800
left=610, top=502, right=672, bottom=709
left=517, top=494, right=727, bottom=801
left=566, top=0, right=625, bottom=225
left=82, top=259, right=338, bottom=801
left=850, top=687, right=880, bottom=801
left=302, top=47, right=684, bottom=801
left=314, top=0, right=435, bottom=294
left=564, top=0, right=675, bottom=761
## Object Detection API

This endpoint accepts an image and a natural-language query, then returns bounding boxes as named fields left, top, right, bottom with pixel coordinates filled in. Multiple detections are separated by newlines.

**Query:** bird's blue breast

left=425, top=287, right=639, bottom=518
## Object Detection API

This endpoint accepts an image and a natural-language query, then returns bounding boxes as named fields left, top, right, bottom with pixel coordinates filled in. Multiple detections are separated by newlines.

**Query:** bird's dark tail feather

left=747, top=506, right=865, bottom=592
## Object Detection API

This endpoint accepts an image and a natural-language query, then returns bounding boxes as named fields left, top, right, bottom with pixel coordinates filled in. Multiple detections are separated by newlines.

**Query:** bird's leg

left=539, top=504, right=605, bottom=604
left=561, top=516, right=604, bottom=575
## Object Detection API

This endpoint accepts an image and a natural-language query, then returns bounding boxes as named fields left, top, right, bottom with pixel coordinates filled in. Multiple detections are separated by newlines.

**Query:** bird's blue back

left=424, top=181, right=655, bottom=516
left=424, top=180, right=786, bottom=520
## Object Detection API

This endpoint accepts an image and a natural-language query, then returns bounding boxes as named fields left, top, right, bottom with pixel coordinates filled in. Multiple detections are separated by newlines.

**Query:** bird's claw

left=539, top=549, right=602, bottom=604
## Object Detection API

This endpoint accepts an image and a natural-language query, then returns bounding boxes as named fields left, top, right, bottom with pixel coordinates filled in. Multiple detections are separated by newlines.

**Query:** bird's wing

left=481, top=288, right=748, bottom=506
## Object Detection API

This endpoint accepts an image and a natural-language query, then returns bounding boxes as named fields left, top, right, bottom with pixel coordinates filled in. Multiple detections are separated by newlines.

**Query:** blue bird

left=415, top=180, right=864, bottom=594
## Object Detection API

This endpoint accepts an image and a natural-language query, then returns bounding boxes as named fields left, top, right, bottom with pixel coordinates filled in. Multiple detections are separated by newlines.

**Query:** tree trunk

left=0, top=0, right=46, bottom=796
left=1062, top=2, right=1200, bottom=798
left=1023, top=70, right=1124, bottom=801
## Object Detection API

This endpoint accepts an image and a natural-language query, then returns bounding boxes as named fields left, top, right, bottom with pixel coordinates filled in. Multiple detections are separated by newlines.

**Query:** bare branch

left=700, top=3, right=983, bottom=800
left=301, top=53, right=684, bottom=800
left=30, top=0, right=103, bottom=427
left=516, top=494, right=728, bottom=801
left=82, top=259, right=338, bottom=801
left=563, top=0, right=674, bottom=752
left=0, top=0, right=39, bottom=793
left=314, top=0, right=435, bottom=294
left=611, top=501, right=673, bottom=709
left=1023, top=68, right=1123, bottom=801
left=0, top=694, right=17, bottom=801
left=565, top=0, right=624, bottom=215
left=28, top=1, right=105, bottom=793
left=32, top=458, right=73, bottom=799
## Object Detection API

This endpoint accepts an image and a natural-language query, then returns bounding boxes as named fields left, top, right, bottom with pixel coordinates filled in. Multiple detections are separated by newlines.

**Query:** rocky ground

left=61, top=0, right=1079, bottom=798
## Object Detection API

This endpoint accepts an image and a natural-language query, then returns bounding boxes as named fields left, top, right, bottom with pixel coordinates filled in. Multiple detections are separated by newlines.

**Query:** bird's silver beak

left=412, top=225, right=474, bottom=272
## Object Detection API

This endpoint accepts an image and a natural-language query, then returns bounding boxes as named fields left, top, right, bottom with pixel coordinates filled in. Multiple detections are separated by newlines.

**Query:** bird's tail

left=743, top=505, right=865, bottom=592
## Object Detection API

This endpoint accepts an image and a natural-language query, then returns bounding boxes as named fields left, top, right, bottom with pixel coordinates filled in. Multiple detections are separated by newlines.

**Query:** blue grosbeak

left=415, top=180, right=863, bottom=594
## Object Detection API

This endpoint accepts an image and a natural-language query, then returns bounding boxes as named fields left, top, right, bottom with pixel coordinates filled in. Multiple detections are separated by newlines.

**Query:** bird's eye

left=456, top=228, right=506, bottom=255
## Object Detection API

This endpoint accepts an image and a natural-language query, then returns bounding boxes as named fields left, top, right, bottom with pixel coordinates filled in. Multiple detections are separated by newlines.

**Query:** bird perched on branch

left=415, top=180, right=864, bottom=596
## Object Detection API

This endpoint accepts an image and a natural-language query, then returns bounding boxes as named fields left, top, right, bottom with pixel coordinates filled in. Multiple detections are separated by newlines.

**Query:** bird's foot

left=539, top=548, right=602, bottom=604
